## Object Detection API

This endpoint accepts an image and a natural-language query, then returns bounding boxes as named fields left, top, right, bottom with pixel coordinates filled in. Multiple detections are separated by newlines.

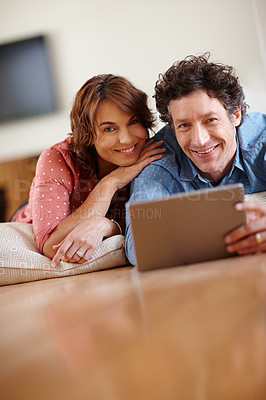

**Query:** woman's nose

left=118, top=128, right=132, bottom=144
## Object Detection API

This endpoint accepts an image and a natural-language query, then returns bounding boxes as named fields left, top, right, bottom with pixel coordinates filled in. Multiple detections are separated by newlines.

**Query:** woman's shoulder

left=38, top=138, right=74, bottom=164
left=37, top=137, right=79, bottom=174
left=41, top=137, right=72, bottom=157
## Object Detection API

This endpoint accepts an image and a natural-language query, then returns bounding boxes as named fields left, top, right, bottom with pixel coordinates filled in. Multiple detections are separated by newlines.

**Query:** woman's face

left=94, top=100, right=147, bottom=175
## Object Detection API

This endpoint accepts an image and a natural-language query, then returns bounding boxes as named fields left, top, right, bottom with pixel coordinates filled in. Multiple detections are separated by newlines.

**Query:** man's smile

left=191, top=144, right=219, bottom=156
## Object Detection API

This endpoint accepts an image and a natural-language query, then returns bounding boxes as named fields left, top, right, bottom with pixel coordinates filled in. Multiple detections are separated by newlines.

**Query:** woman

left=12, top=74, right=165, bottom=266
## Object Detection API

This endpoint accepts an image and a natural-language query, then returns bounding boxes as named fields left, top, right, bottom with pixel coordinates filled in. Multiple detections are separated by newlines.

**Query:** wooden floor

left=1, top=253, right=266, bottom=400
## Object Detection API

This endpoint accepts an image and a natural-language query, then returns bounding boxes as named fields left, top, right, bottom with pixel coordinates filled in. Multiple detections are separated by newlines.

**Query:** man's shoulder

left=239, top=112, right=266, bottom=145
left=152, top=124, right=176, bottom=144
left=242, top=112, right=266, bottom=125
left=134, top=125, right=182, bottom=181
left=152, top=124, right=182, bottom=157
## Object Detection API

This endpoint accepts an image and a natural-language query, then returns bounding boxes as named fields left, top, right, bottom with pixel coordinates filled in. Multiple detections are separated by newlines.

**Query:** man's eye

left=206, top=118, right=217, bottom=124
left=178, top=123, right=189, bottom=129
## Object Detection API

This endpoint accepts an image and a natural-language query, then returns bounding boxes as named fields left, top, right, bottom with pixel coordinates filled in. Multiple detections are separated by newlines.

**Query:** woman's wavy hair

left=69, top=74, right=155, bottom=177
left=154, top=53, right=248, bottom=126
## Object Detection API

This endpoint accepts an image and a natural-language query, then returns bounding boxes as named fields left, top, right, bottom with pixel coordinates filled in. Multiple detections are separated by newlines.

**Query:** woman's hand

left=46, top=139, right=164, bottom=264
left=225, top=201, right=266, bottom=255
left=107, top=139, right=165, bottom=190
left=50, top=217, right=117, bottom=267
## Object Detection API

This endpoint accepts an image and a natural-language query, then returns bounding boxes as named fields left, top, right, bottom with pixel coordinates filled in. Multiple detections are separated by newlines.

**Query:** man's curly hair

left=154, top=53, right=248, bottom=125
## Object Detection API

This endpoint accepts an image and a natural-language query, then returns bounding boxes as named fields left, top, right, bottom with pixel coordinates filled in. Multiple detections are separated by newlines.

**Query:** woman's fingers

left=139, top=140, right=165, bottom=160
left=51, top=241, right=95, bottom=266
left=142, top=138, right=154, bottom=148
left=137, top=153, right=164, bottom=169
left=51, top=240, right=74, bottom=266
left=128, top=141, right=165, bottom=174
left=51, top=236, right=84, bottom=266
left=71, top=245, right=96, bottom=264
left=50, top=218, right=108, bottom=266
left=138, top=148, right=166, bottom=163
left=76, top=246, right=97, bottom=264
left=108, top=140, right=165, bottom=190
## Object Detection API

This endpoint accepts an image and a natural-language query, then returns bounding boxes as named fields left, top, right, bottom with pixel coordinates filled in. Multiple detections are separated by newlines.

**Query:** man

left=125, top=54, right=266, bottom=265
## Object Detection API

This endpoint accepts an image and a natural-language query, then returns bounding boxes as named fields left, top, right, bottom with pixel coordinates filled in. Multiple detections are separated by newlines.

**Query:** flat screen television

left=0, top=35, right=57, bottom=123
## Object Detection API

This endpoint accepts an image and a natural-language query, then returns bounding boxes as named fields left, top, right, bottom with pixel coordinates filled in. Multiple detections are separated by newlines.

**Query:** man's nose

left=191, top=124, right=210, bottom=147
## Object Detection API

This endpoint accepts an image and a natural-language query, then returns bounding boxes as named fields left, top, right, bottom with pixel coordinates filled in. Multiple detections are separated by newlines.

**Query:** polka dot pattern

left=12, top=138, right=97, bottom=252
left=12, top=137, right=130, bottom=253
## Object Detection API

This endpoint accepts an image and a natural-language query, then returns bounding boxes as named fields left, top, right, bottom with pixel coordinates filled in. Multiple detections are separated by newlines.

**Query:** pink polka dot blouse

left=12, top=138, right=129, bottom=253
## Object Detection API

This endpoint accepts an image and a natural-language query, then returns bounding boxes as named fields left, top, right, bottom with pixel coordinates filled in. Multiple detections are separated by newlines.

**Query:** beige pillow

left=0, top=222, right=128, bottom=286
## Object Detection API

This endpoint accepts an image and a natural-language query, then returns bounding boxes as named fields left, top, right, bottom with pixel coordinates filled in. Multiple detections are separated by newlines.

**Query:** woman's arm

left=45, top=139, right=165, bottom=266
left=43, top=175, right=121, bottom=262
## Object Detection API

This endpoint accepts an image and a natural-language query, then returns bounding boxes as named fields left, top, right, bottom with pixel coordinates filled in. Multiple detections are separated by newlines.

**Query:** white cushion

left=0, top=223, right=128, bottom=286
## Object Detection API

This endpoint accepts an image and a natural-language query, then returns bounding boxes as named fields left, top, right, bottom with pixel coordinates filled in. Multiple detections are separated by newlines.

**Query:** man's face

left=169, top=90, right=241, bottom=183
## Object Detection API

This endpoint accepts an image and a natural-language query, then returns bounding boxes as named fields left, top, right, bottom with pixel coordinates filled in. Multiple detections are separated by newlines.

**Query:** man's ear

left=233, top=106, right=241, bottom=127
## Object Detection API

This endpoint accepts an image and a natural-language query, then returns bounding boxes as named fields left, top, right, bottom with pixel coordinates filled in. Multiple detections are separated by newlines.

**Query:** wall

left=253, top=0, right=266, bottom=76
left=0, top=0, right=265, bottom=162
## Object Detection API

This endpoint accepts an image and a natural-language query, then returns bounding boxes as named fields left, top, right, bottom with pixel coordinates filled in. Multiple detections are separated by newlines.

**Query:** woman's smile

left=115, top=143, right=138, bottom=154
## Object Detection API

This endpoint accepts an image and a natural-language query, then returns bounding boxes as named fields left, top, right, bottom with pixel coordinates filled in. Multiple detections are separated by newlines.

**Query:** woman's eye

left=130, top=118, right=138, bottom=125
left=104, top=126, right=115, bottom=133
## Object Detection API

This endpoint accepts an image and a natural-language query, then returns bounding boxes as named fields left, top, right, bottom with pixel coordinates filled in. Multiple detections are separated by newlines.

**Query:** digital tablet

left=128, top=184, right=246, bottom=271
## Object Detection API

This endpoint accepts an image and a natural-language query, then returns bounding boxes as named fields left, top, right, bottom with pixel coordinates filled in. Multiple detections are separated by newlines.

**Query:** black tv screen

left=0, top=35, right=57, bottom=123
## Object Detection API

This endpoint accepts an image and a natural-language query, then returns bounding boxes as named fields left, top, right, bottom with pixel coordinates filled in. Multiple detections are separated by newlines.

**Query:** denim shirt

left=125, top=112, right=266, bottom=265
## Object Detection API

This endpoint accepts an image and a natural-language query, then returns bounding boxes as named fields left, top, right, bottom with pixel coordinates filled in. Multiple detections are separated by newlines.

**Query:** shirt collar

left=179, top=133, right=246, bottom=183
left=229, top=133, right=245, bottom=175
